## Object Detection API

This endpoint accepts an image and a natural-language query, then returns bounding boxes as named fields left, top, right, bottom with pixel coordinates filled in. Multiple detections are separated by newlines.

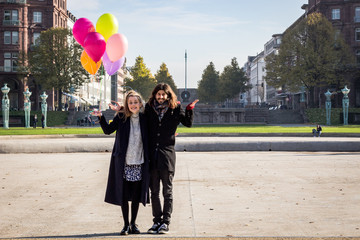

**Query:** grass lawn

left=1, top=124, right=360, bottom=135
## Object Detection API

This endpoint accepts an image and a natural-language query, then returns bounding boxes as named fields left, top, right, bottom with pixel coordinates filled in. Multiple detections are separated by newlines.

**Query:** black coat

left=99, top=112, right=150, bottom=206
left=145, top=103, right=193, bottom=172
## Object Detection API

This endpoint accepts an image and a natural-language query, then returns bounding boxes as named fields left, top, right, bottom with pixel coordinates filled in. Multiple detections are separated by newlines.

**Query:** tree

left=124, top=56, right=157, bottom=100
left=264, top=12, right=355, bottom=107
left=155, top=63, right=178, bottom=94
left=218, top=58, right=250, bottom=102
left=197, top=62, right=220, bottom=103
left=19, top=27, right=88, bottom=110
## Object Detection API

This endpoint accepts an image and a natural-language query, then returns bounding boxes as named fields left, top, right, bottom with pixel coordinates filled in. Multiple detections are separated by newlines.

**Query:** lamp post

left=300, top=86, right=305, bottom=103
left=23, top=88, right=32, bottom=128
left=341, top=85, right=350, bottom=125
left=1, top=83, right=10, bottom=129
left=40, top=91, right=48, bottom=128
left=324, top=89, right=332, bottom=126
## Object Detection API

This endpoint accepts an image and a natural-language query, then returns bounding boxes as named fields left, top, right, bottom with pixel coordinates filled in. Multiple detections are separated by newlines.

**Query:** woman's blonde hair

left=119, top=90, right=144, bottom=121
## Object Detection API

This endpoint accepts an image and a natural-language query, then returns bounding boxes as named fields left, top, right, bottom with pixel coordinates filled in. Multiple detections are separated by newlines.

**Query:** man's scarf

left=153, top=99, right=169, bottom=121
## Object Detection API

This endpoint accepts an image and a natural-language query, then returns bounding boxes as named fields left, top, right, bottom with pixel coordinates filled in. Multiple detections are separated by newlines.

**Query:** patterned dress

left=124, top=113, right=144, bottom=181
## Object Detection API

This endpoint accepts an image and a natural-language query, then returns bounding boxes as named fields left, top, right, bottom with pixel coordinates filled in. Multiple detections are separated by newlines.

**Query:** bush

left=305, top=108, right=360, bottom=125
left=0, top=111, right=68, bottom=127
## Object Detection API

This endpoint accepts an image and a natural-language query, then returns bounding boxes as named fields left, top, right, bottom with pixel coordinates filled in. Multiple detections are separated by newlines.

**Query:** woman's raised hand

left=109, top=101, right=124, bottom=112
left=90, top=109, right=102, bottom=117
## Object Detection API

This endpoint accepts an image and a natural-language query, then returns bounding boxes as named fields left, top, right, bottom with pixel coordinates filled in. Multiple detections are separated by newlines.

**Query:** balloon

left=72, top=18, right=95, bottom=47
left=106, top=33, right=128, bottom=62
left=96, top=13, right=118, bottom=41
left=83, top=32, right=106, bottom=62
left=81, top=50, right=101, bottom=75
left=103, top=52, right=125, bottom=75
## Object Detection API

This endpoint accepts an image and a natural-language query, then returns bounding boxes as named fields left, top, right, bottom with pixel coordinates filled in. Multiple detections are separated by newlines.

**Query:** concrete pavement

left=1, top=151, right=360, bottom=238
left=1, top=134, right=360, bottom=153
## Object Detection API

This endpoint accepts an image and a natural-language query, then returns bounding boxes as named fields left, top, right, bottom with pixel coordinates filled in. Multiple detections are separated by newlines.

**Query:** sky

left=67, top=0, right=307, bottom=89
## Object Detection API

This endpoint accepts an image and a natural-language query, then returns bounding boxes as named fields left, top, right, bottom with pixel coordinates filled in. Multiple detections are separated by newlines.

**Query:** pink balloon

left=72, top=18, right=95, bottom=47
left=106, top=33, right=128, bottom=62
left=83, top=32, right=106, bottom=63
left=103, top=52, right=124, bottom=75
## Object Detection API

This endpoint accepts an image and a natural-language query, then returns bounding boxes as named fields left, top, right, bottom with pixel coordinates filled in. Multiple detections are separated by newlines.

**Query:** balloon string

left=99, top=72, right=103, bottom=111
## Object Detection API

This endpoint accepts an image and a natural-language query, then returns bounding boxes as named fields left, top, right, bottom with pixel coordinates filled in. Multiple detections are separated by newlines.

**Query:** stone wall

left=193, top=108, right=247, bottom=124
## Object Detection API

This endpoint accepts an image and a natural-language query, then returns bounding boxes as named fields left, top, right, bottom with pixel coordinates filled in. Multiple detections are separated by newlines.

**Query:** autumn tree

left=218, top=58, right=250, bottom=102
left=19, top=27, right=88, bottom=110
left=197, top=62, right=220, bottom=103
left=264, top=12, right=355, bottom=107
left=124, top=56, right=157, bottom=100
left=155, top=63, right=178, bottom=94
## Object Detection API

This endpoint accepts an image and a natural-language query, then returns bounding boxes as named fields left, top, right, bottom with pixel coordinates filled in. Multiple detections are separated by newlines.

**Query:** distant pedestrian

left=312, top=124, right=322, bottom=137
left=33, top=114, right=37, bottom=128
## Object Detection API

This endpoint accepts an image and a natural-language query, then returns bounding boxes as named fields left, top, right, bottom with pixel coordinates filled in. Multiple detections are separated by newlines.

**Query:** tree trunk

left=57, top=89, right=63, bottom=111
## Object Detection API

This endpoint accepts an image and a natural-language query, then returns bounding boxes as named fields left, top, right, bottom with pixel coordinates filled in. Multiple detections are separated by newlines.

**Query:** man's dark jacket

left=99, top=112, right=150, bottom=206
left=145, top=103, right=193, bottom=172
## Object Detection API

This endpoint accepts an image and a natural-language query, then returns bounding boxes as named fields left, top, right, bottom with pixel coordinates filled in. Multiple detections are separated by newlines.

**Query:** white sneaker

left=158, top=223, right=169, bottom=234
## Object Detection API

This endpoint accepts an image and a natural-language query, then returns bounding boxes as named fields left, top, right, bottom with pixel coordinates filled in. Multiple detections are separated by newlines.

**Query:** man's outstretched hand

left=187, top=99, right=199, bottom=110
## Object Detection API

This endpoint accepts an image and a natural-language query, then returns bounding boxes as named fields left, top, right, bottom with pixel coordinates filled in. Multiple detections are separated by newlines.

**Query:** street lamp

left=341, top=85, right=350, bottom=125
left=23, top=88, right=32, bottom=128
left=1, top=83, right=10, bottom=129
left=40, top=91, right=48, bottom=128
left=324, top=89, right=332, bottom=125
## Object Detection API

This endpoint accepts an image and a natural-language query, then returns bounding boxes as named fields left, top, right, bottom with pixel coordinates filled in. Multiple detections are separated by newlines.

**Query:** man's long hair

left=148, top=83, right=178, bottom=109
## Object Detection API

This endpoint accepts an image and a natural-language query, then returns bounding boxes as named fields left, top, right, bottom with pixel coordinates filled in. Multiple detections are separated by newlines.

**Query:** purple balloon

left=83, top=32, right=106, bottom=63
left=103, top=52, right=125, bottom=75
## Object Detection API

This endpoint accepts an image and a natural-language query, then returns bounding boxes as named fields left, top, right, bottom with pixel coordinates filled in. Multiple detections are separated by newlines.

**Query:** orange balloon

left=81, top=50, right=101, bottom=75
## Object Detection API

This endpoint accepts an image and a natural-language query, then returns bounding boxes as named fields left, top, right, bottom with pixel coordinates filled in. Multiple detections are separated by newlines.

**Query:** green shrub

left=305, top=108, right=360, bottom=125
left=0, top=111, right=68, bottom=127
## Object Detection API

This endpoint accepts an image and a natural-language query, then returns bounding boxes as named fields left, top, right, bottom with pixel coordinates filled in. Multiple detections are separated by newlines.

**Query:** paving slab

left=1, top=152, right=360, bottom=238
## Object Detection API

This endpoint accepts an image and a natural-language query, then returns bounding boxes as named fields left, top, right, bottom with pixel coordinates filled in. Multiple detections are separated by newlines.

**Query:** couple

left=92, top=83, right=198, bottom=235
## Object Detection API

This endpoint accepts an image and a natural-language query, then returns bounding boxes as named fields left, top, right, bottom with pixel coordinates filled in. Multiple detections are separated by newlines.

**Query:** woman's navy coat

left=99, top=112, right=150, bottom=206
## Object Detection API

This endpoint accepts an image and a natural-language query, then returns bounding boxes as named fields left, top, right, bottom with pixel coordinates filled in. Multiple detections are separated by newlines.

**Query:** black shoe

left=120, top=225, right=130, bottom=235
left=147, top=222, right=161, bottom=234
left=130, top=224, right=140, bottom=234
left=158, top=223, right=169, bottom=234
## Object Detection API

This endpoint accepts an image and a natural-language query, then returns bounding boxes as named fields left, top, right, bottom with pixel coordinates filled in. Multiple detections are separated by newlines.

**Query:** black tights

left=121, top=180, right=142, bottom=226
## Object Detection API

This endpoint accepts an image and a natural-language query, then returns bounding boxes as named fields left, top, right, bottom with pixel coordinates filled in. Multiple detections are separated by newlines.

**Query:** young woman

left=91, top=90, right=150, bottom=235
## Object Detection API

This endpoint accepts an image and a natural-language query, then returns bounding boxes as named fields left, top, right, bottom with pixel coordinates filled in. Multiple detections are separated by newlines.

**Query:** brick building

left=0, top=0, right=67, bottom=110
left=305, top=0, right=360, bottom=107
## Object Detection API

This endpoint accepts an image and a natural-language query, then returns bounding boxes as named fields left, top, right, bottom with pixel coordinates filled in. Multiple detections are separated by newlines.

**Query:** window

left=33, top=32, right=40, bottom=45
left=12, top=31, right=18, bottom=44
left=4, top=10, right=10, bottom=20
left=334, top=29, right=341, bottom=41
left=4, top=31, right=11, bottom=44
left=4, top=31, right=18, bottom=44
left=4, top=59, right=11, bottom=72
left=3, top=52, right=17, bottom=72
left=356, top=50, right=360, bottom=64
left=3, top=10, right=19, bottom=25
left=33, top=12, right=42, bottom=23
left=356, top=28, right=360, bottom=41
left=355, top=7, right=360, bottom=22
left=332, top=9, right=340, bottom=20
